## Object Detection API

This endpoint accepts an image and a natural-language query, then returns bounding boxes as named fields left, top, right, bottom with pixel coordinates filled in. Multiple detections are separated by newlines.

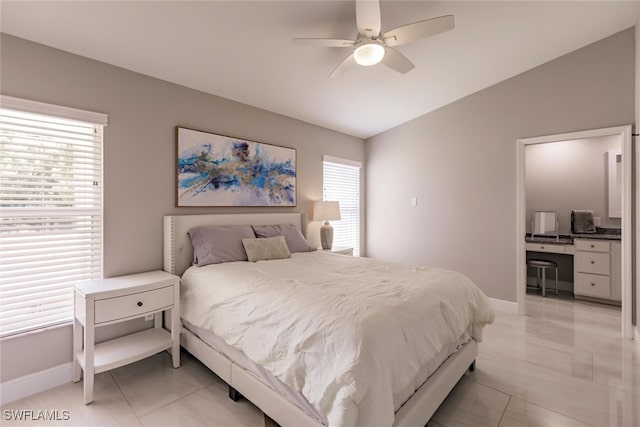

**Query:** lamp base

left=320, top=222, right=333, bottom=250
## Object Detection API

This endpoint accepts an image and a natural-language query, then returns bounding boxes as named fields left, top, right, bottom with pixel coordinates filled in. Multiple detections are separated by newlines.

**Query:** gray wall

left=366, top=28, right=635, bottom=302
left=526, top=135, right=622, bottom=234
left=0, top=34, right=365, bottom=382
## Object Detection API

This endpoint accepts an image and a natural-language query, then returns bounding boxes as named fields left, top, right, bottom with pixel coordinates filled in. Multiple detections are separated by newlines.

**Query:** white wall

left=366, top=29, right=635, bottom=302
left=0, top=34, right=365, bottom=382
left=633, top=19, right=640, bottom=330
left=526, top=135, right=622, bottom=234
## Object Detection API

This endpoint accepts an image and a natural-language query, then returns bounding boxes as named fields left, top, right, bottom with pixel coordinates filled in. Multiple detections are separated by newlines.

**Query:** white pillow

left=242, top=236, right=291, bottom=262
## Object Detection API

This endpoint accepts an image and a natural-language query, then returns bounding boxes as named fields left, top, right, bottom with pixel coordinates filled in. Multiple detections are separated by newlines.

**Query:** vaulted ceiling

left=2, top=1, right=639, bottom=138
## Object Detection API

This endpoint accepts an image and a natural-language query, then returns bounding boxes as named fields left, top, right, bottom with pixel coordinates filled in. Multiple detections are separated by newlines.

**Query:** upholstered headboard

left=163, top=213, right=305, bottom=276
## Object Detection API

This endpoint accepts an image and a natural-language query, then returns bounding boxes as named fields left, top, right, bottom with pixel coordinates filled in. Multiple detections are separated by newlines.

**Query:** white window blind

left=323, top=157, right=361, bottom=256
left=0, top=102, right=105, bottom=337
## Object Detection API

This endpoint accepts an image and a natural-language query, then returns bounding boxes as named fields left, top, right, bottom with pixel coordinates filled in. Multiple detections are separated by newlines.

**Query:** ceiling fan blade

left=293, top=38, right=355, bottom=48
left=330, top=54, right=356, bottom=78
left=356, top=0, right=381, bottom=36
left=383, top=15, right=454, bottom=47
left=381, top=47, right=415, bottom=74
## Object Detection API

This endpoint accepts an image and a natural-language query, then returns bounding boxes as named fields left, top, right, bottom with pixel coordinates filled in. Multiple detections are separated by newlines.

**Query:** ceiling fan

left=293, top=0, right=454, bottom=78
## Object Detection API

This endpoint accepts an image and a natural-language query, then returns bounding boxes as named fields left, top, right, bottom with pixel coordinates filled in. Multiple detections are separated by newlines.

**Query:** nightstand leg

left=171, top=305, right=180, bottom=368
left=72, top=318, right=82, bottom=382
left=83, top=370, right=94, bottom=404
left=83, top=318, right=95, bottom=404
left=171, top=341, right=180, bottom=368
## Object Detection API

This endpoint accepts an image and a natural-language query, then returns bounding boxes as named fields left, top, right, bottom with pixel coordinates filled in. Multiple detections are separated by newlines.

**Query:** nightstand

left=72, top=270, right=180, bottom=404
left=325, top=247, right=354, bottom=256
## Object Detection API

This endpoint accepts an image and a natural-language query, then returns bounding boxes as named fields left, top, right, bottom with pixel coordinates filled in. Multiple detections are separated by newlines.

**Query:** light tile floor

left=2, top=295, right=639, bottom=426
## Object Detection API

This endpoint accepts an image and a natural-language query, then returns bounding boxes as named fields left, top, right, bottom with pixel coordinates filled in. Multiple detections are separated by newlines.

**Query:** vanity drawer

left=575, top=240, right=610, bottom=253
left=575, top=273, right=611, bottom=299
left=575, top=252, right=610, bottom=275
left=94, top=286, right=174, bottom=324
left=525, top=243, right=565, bottom=254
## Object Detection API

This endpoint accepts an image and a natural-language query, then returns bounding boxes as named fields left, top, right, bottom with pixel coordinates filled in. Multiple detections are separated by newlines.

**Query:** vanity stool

left=527, top=259, right=558, bottom=297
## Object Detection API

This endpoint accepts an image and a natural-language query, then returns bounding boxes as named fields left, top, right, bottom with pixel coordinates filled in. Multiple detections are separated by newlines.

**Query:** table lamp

left=313, top=201, right=341, bottom=250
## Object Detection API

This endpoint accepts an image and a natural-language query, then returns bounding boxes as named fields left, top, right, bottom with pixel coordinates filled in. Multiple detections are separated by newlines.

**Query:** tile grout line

left=489, top=315, right=623, bottom=344
left=495, top=394, right=511, bottom=427
left=135, top=383, right=210, bottom=421
left=113, top=352, right=217, bottom=420
left=109, top=371, right=143, bottom=426
left=481, top=341, right=594, bottom=382
left=468, top=373, right=513, bottom=400
left=471, top=373, right=601, bottom=427
left=479, top=347, right=582, bottom=375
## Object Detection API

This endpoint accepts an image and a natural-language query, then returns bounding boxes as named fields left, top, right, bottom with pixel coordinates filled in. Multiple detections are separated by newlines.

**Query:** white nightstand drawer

left=575, top=240, right=610, bottom=253
left=95, top=285, right=174, bottom=324
left=575, top=252, right=610, bottom=275
left=575, top=272, right=611, bottom=299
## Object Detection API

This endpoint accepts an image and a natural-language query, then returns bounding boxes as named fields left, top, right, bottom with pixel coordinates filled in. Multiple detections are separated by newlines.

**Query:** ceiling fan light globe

left=354, top=43, right=385, bottom=66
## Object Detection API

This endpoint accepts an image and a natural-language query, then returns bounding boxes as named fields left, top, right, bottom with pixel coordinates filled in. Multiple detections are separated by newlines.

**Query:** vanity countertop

left=569, top=233, right=621, bottom=241
left=525, top=235, right=574, bottom=244
left=526, top=228, right=621, bottom=243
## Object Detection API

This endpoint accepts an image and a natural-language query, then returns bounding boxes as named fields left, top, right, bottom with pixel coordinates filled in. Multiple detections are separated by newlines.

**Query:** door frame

left=516, top=125, right=633, bottom=339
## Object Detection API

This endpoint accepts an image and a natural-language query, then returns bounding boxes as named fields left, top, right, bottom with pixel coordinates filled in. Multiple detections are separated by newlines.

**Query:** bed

left=163, top=213, right=494, bottom=427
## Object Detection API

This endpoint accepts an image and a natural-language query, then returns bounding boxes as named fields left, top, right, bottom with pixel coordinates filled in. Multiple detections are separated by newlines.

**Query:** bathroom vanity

left=525, top=233, right=621, bottom=305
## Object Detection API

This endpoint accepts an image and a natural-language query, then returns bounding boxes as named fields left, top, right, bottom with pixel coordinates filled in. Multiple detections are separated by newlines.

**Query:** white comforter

left=181, top=252, right=495, bottom=427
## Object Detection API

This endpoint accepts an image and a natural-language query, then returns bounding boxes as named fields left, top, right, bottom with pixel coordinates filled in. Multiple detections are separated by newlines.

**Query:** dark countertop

left=569, top=233, right=621, bottom=241
left=525, top=236, right=574, bottom=244
left=526, top=228, right=621, bottom=243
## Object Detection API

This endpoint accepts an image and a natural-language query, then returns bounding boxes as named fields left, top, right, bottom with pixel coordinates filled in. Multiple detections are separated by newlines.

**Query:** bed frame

left=163, top=213, right=478, bottom=427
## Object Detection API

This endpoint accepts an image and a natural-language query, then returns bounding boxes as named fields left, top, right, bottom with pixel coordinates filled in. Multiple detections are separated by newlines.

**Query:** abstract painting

left=176, top=127, right=296, bottom=207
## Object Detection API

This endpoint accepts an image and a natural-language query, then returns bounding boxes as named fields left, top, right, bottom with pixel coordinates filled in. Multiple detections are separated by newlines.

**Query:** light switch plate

left=410, top=197, right=418, bottom=207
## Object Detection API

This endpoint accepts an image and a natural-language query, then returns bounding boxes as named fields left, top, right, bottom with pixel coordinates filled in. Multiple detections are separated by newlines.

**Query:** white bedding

left=181, top=251, right=495, bottom=427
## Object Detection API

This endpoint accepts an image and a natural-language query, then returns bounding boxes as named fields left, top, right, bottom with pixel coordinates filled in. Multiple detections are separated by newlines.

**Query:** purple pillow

left=188, top=225, right=255, bottom=266
left=252, top=225, right=316, bottom=253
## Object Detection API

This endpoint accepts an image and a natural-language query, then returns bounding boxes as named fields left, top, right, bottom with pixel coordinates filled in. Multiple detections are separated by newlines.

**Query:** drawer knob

left=137, top=301, right=143, bottom=307
left=591, top=283, right=595, bottom=286
left=541, top=246, right=544, bottom=249
left=591, top=244, right=595, bottom=248
left=590, top=261, right=595, bottom=264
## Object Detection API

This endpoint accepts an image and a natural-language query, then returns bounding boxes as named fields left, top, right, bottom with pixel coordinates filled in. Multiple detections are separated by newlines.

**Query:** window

left=0, top=96, right=107, bottom=337
left=322, top=156, right=361, bottom=256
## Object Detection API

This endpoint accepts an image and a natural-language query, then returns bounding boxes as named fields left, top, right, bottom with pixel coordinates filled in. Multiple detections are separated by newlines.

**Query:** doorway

left=516, top=125, right=633, bottom=339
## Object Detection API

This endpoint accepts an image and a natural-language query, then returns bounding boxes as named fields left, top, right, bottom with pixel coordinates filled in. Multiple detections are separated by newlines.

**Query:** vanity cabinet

left=573, top=239, right=621, bottom=302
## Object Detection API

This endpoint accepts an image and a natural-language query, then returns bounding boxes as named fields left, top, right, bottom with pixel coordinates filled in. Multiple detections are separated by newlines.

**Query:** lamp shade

left=313, top=201, right=341, bottom=221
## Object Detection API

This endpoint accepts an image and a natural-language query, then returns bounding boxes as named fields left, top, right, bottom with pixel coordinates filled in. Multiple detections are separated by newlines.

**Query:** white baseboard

left=0, top=362, right=72, bottom=405
left=488, top=297, right=518, bottom=315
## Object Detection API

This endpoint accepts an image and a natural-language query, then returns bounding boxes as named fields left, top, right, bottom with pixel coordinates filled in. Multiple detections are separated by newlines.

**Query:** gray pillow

left=242, top=236, right=291, bottom=262
left=188, top=225, right=255, bottom=266
left=252, top=225, right=316, bottom=253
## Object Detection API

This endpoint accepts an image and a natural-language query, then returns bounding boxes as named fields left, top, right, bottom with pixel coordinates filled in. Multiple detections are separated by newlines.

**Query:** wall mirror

left=532, top=211, right=558, bottom=237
